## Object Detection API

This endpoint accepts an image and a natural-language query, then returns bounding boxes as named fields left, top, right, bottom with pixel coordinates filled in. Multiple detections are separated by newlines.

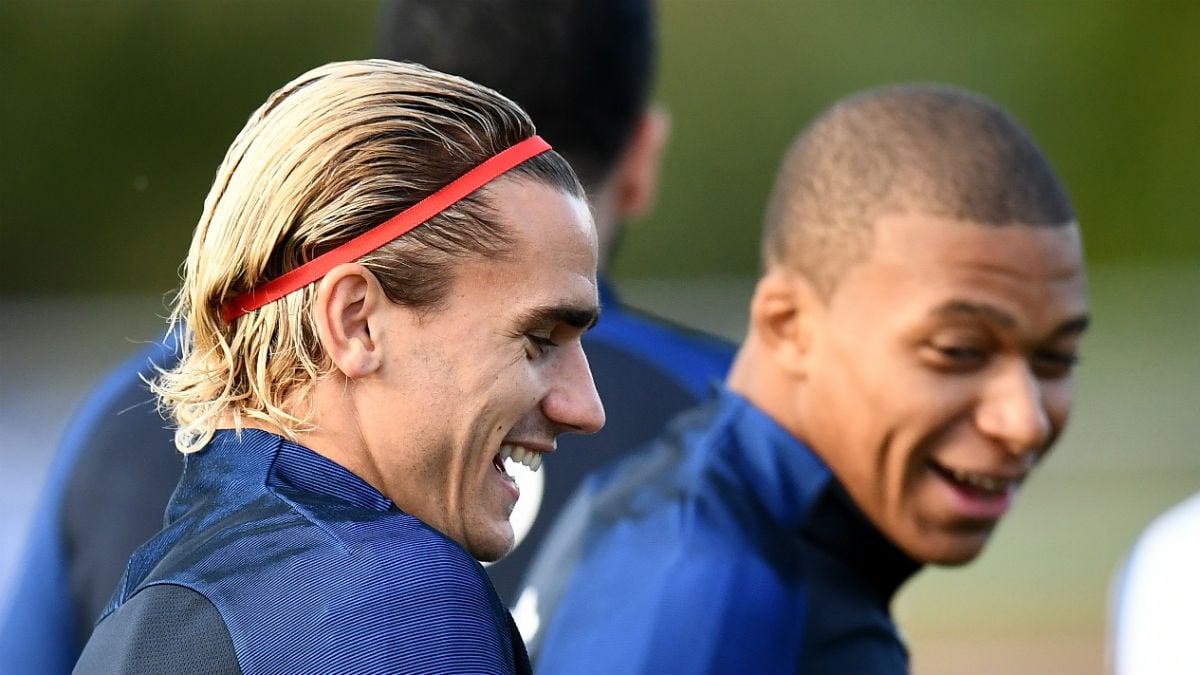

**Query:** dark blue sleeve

left=0, top=336, right=181, bottom=674
left=72, top=583, right=240, bottom=675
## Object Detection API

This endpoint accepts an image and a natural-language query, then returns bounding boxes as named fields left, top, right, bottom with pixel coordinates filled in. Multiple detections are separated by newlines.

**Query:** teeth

left=949, top=469, right=1006, bottom=493
left=499, top=444, right=542, bottom=473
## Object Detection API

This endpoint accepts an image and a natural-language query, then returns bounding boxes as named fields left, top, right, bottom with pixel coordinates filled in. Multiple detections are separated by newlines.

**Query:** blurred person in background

left=1108, top=491, right=1200, bottom=675
left=0, top=1, right=733, bottom=672
left=75, top=58, right=602, bottom=674
left=519, top=83, right=1091, bottom=674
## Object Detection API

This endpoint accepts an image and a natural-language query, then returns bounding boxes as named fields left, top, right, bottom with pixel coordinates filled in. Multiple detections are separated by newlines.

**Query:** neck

left=726, top=337, right=806, bottom=442
left=295, top=374, right=385, bottom=496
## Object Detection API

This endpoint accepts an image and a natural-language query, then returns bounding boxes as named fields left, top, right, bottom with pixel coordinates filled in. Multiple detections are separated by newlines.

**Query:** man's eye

left=1033, top=351, right=1080, bottom=379
left=524, top=334, right=557, bottom=359
left=924, top=343, right=988, bottom=371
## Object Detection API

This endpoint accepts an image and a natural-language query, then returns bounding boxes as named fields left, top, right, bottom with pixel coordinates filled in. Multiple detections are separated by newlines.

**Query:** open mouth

left=495, top=444, right=543, bottom=475
left=930, top=462, right=1018, bottom=501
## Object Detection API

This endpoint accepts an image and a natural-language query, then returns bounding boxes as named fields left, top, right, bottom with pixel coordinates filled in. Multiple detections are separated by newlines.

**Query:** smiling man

left=523, top=84, right=1090, bottom=674
left=72, top=59, right=603, bottom=675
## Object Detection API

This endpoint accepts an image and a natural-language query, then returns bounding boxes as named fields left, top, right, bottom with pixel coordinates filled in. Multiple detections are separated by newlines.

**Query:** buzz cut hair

left=762, top=84, right=1076, bottom=296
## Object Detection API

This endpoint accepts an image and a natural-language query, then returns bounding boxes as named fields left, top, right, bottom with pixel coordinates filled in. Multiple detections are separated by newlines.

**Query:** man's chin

left=470, top=527, right=515, bottom=564
left=906, top=530, right=993, bottom=566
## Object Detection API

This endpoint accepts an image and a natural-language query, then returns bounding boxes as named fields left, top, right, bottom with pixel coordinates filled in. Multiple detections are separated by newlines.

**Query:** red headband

left=221, top=135, right=552, bottom=323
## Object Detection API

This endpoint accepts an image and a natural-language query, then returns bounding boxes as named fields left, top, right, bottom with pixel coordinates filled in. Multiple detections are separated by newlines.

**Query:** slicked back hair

left=762, top=84, right=1076, bottom=297
left=156, top=59, right=582, bottom=454
left=377, top=0, right=655, bottom=194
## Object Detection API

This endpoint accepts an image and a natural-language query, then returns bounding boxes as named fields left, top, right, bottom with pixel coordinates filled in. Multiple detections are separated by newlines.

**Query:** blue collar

left=711, top=388, right=835, bottom=533
left=169, top=429, right=393, bottom=523
left=713, top=388, right=921, bottom=598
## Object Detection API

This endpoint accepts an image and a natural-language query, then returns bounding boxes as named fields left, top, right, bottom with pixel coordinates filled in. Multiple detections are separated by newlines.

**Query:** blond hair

left=155, top=59, right=581, bottom=453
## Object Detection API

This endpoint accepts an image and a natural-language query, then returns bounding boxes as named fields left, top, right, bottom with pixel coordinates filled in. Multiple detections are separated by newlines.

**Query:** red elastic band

left=221, top=135, right=552, bottom=323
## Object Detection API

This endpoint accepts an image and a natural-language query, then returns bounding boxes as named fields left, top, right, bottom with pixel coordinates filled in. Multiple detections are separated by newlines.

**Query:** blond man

left=73, top=59, right=603, bottom=675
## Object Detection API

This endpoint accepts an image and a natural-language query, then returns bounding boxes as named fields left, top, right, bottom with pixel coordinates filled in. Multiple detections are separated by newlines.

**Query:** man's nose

left=974, top=360, right=1052, bottom=456
left=544, top=342, right=605, bottom=435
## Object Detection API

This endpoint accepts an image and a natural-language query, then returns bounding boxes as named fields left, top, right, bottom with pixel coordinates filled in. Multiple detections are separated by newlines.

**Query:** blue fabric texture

left=0, top=277, right=734, bottom=673
left=84, top=429, right=530, bottom=674
left=532, top=388, right=922, bottom=674
left=0, top=334, right=178, bottom=675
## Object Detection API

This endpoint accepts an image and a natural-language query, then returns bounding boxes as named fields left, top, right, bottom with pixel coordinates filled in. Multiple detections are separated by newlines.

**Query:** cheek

left=1042, top=378, right=1076, bottom=432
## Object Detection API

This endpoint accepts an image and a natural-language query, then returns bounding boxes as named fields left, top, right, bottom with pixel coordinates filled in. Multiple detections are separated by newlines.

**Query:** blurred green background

left=1, top=0, right=1198, bottom=291
left=1, top=2, right=1197, bottom=673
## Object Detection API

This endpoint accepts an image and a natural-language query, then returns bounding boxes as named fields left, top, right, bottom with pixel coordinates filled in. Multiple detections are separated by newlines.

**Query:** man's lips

left=932, top=464, right=1022, bottom=497
left=928, top=459, right=1029, bottom=521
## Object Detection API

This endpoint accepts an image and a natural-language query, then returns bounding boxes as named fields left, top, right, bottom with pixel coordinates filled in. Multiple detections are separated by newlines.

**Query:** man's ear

left=313, top=263, right=385, bottom=379
left=748, top=269, right=823, bottom=377
left=612, top=104, right=670, bottom=222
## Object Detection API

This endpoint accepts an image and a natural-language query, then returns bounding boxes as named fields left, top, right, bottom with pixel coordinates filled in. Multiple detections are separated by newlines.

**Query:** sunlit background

left=2, top=2, right=1197, bottom=673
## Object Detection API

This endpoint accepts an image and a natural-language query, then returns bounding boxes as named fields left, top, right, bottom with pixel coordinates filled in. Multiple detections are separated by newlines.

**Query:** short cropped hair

left=155, top=59, right=582, bottom=454
left=376, top=0, right=655, bottom=193
left=762, top=84, right=1076, bottom=296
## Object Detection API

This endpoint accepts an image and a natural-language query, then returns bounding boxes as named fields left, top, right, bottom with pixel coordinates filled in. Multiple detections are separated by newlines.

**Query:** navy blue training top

left=0, top=276, right=734, bottom=667
left=0, top=279, right=734, bottom=673
left=527, top=389, right=923, bottom=674
left=74, top=429, right=530, bottom=675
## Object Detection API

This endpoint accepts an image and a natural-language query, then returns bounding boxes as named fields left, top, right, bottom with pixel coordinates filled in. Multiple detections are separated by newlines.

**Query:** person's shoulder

left=161, top=507, right=514, bottom=672
left=585, top=301, right=735, bottom=399
left=1117, top=491, right=1200, bottom=614
left=1111, top=492, right=1200, bottom=675
left=293, top=505, right=503, bottom=614
left=301, top=519, right=515, bottom=672
left=56, top=334, right=178, bottom=458
left=75, top=582, right=240, bottom=675
left=538, top=532, right=801, bottom=674
left=585, top=394, right=755, bottom=525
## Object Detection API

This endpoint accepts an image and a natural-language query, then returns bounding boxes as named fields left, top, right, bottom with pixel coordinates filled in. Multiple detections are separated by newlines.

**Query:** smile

left=931, top=462, right=1024, bottom=499
left=498, top=444, right=544, bottom=473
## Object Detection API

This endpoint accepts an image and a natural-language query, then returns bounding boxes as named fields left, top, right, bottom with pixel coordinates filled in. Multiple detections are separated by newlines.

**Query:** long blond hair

left=154, top=59, right=581, bottom=453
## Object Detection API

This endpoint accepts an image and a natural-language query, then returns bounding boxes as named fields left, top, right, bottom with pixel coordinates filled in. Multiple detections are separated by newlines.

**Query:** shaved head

left=762, top=84, right=1076, bottom=296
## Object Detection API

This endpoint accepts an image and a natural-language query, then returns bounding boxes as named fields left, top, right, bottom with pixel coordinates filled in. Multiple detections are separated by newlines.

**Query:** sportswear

left=73, top=429, right=529, bottom=675
left=526, top=388, right=922, bottom=674
left=0, top=279, right=734, bottom=672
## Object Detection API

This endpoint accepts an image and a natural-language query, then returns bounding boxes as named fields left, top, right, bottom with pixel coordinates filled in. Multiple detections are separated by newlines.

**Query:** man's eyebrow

left=519, top=304, right=601, bottom=331
left=933, top=300, right=1090, bottom=336
left=933, top=301, right=1017, bottom=328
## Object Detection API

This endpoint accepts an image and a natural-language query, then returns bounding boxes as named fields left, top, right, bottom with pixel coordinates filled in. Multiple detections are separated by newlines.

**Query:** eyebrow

left=518, top=304, right=602, bottom=332
left=933, top=300, right=1090, bottom=337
